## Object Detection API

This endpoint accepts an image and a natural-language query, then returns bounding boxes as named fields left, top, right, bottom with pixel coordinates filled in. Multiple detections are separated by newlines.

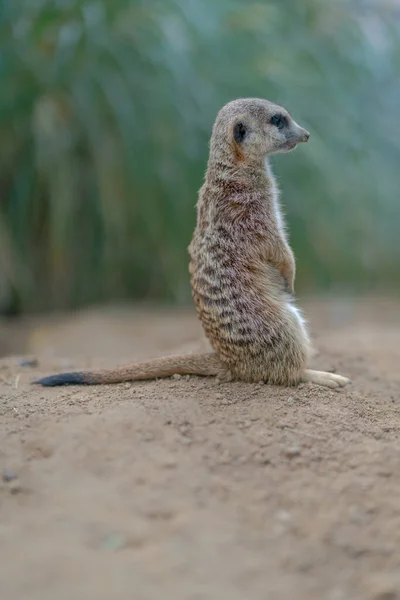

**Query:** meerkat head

left=211, top=98, right=309, bottom=164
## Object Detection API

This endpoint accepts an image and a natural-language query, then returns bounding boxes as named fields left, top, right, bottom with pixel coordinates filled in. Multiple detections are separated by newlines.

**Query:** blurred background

left=1, top=0, right=400, bottom=319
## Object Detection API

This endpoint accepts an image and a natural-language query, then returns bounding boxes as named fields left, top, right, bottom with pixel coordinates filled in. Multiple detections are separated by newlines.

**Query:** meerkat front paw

left=302, top=369, right=351, bottom=389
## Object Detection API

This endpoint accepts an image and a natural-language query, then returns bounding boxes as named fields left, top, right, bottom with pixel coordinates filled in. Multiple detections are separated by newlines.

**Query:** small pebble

left=172, top=373, right=182, bottom=380
left=19, top=358, right=38, bottom=368
left=348, top=505, right=370, bottom=524
left=178, top=420, right=191, bottom=433
left=101, top=533, right=126, bottom=551
left=2, top=467, right=18, bottom=482
left=275, top=510, right=293, bottom=523
left=281, top=446, right=301, bottom=459
left=254, top=452, right=270, bottom=465
left=161, top=457, right=177, bottom=469
left=378, top=470, right=392, bottom=478
left=9, top=482, right=24, bottom=495
left=219, top=451, right=231, bottom=465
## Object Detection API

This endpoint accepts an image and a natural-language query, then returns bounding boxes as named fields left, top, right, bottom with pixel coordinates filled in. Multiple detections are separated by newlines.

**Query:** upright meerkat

left=36, top=98, right=350, bottom=389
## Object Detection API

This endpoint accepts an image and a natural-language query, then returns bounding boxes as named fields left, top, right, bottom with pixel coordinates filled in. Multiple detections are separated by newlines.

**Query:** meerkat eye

left=270, top=114, right=287, bottom=130
left=233, top=122, right=247, bottom=143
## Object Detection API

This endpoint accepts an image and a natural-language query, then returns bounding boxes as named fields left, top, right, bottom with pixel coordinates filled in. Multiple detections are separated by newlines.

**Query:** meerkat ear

left=233, top=121, right=247, bottom=143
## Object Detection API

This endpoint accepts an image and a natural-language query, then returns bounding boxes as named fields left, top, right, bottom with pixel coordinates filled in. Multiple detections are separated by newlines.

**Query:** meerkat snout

left=301, top=130, right=310, bottom=142
left=290, top=122, right=310, bottom=145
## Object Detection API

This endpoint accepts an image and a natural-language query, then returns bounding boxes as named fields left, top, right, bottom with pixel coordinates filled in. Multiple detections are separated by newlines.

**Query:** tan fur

left=73, top=354, right=224, bottom=384
left=36, top=98, right=350, bottom=389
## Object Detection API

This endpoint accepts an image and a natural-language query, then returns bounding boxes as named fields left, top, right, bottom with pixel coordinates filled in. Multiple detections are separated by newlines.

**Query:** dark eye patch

left=270, top=114, right=287, bottom=130
left=233, top=122, right=247, bottom=143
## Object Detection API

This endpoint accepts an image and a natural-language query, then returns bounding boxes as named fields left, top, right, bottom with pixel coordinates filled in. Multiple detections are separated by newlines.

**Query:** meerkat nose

left=302, top=131, right=310, bottom=142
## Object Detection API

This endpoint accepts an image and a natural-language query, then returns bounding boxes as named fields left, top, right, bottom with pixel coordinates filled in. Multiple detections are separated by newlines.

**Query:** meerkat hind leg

left=302, top=369, right=350, bottom=389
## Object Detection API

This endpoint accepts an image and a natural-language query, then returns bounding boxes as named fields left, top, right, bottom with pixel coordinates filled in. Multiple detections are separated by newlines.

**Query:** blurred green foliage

left=0, top=0, right=399, bottom=313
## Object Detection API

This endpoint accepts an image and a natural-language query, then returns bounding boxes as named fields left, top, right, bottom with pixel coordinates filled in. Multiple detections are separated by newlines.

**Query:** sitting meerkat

left=36, top=98, right=350, bottom=389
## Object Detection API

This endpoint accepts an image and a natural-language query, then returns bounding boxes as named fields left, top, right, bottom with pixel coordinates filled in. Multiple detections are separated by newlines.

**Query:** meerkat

left=36, top=98, right=350, bottom=389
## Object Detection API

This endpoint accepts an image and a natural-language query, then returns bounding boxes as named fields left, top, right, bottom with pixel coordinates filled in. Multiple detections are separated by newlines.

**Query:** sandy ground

left=0, top=297, right=400, bottom=600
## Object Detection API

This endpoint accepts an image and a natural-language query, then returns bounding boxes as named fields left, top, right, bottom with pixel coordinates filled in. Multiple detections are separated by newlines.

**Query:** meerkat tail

left=34, top=352, right=224, bottom=387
